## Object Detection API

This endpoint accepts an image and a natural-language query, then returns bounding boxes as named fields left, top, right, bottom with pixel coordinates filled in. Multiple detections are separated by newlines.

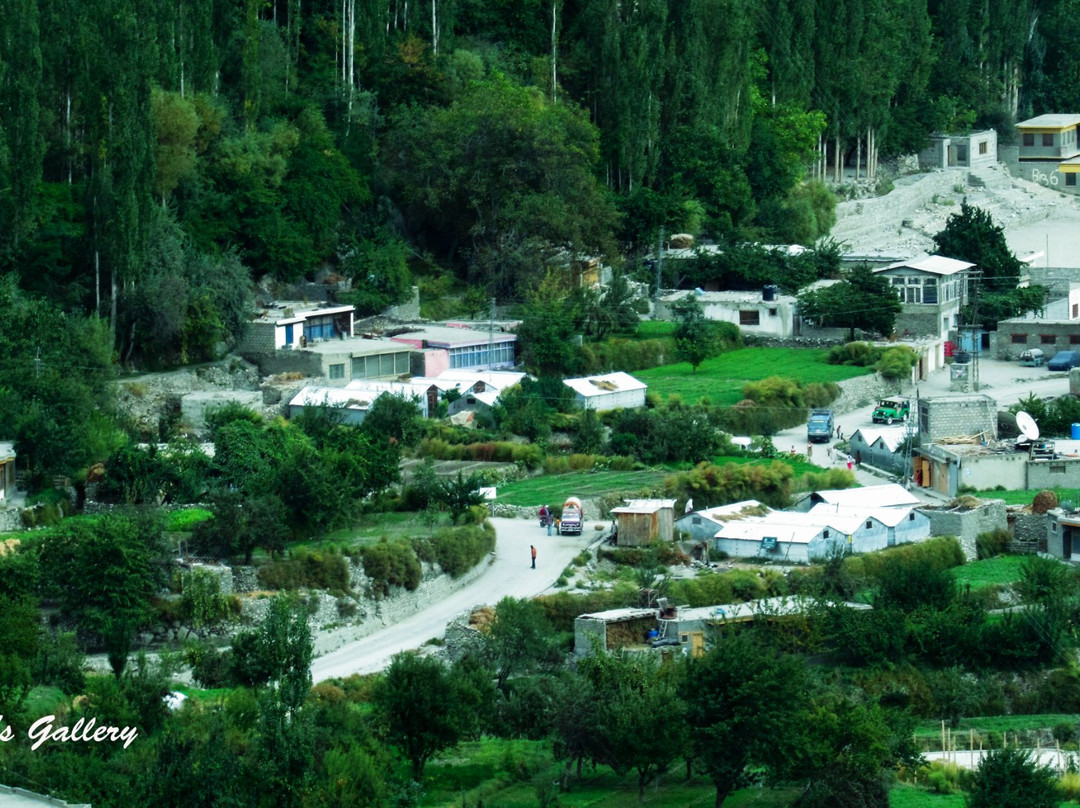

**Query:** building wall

left=959, top=452, right=1028, bottom=492
left=849, top=432, right=905, bottom=473
left=919, top=130, right=997, bottom=168
left=992, top=319, right=1080, bottom=360
left=674, top=514, right=723, bottom=543
left=238, top=322, right=277, bottom=354
left=1002, top=146, right=1080, bottom=196
left=616, top=512, right=658, bottom=546
left=411, top=350, right=450, bottom=378
left=243, top=350, right=324, bottom=379
left=1028, top=267, right=1080, bottom=297
left=714, top=537, right=811, bottom=563
left=576, top=388, right=647, bottom=412
left=922, top=499, right=1007, bottom=560
left=1027, top=457, right=1080, bottom=489
left=895, top=304, right=959, bottom=340
left=918, top=396, right=997, bottom=442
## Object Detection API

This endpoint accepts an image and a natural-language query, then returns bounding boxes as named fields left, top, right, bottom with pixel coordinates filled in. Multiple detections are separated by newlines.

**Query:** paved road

left=769, top=357, right=1073, bottom=497
left=310, top=517, right=599, bottom=682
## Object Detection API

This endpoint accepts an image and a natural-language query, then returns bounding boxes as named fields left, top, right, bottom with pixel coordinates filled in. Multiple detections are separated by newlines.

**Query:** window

left=1043, top=133, right=1055, bottom=147
left=1042, top=334, right=1057, bottom=345
left=979, top=140, right=988, bottom=155
left=1071, top=335, right=1080, bottom=345
left=768, top=308, right=778, bottom=316
left=823, top=529, right=830, bottom=538
left=1074, top=304, right=1079, bottom=319
left=923, top=278, right=938, bottom=304
left=739, top=310, right=760, bottom=326
left=909, top=512, right=915, bottom=521
left=866, top=521, right=873, bottom=529
left=329, top=363, right=345, bottom=380
left=1011, top=333, right=1028, bottom=344
left=1051, top=463, right=1067, bottom=474
left=1069, top=174, right=1078, bottom=188
left=955, top=145, right=968, bottom=163
left=1023, top=133, right=1035, bottom=147
left=692, top=516, right=701, bottom=525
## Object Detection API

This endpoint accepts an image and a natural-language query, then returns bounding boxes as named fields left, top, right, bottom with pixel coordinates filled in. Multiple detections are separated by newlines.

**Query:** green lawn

left=949, top=555, right=1028, bottom=590
left=889, top=784, right=964, bottom=807
left=496, top=470, right=673, bottom=507
left=310, top=511, right=454, bottom=548
left=636, top=347, right=873, bottom=405
left=974, top=487, right=1080, bottom=506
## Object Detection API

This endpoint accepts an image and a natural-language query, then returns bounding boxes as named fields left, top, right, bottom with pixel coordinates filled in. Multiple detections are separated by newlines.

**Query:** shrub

left=975, top=528, right=1011, bottom=559
left=359, top=540, right=422, bottom=597
left=415, top=522, right=496, bottom=577
left=257, top=547, right=351, bottom=592
left=827, top=341, right=879, bottom=366
left=180, top=568, right=235, bottom=627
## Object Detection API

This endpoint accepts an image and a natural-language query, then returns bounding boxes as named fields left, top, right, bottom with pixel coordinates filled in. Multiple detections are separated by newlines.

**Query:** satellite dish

left=1016, top=411, right=1040, bottom=442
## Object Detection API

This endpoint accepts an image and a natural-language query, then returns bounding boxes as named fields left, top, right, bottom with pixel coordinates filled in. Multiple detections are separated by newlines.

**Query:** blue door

left=284, top=324, right=294, bottom=346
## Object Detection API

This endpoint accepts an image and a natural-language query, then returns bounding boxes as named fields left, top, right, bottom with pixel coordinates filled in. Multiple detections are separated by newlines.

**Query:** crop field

left=974, top=487, right=1080, bottom=506
left=495, top=470, right=672, bottom=506
left=636, top=347, right=873, bottom=405
left=949, top=555, right=1028, bottom=589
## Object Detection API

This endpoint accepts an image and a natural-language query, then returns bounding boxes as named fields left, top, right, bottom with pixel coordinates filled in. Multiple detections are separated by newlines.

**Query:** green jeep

left=871, top=397, right=910, bottom=425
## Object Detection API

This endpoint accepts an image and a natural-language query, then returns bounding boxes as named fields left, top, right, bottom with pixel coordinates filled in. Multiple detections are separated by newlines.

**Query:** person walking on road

left=530, top=545, right=537, bottom=569
left=846, top=455, right=854, bottom=471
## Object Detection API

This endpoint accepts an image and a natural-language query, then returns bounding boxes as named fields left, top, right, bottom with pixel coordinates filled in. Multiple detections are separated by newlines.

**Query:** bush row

left=416, top=438, right=543, bottom=469
left=257, top=547, right=351, bottom=592
left=414, top=522, right=496, bottom=578
left=542, top=454, right=638, bottom=474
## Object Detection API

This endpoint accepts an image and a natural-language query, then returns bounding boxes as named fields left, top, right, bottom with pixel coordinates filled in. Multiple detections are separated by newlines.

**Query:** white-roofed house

left=674, top=500, right=771, bottom=543
left=711, top=518, right=826, bottom=563
left=873, top=255, right=974, bottom=341
left=805, top=503, right=931, bottom=550
left=287, top=380, right=429, bottom=425
left=790, top=483, right=921, bottom=513
left=563, top=372, right=647, bottom=412
left=848, top=427, right=909, bottom=473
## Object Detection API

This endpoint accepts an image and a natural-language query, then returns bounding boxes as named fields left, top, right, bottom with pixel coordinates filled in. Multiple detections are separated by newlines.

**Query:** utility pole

left=652, top=226, right=664, bottom=319
left=488, top=296, right=495, bottom=370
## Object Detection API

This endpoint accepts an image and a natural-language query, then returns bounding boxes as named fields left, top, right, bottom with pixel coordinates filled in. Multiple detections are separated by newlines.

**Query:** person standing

left=530, top=545, right=537, bottom=569
left=806, top=442, right=813, bottom=459
left=846, top=455, right=854, bottom=471
left=855, top=451, right=862, bottom=468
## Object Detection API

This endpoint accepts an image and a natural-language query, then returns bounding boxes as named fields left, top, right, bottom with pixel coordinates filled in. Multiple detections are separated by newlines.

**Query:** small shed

left=848, top=427, right=908, bottom=473
left=674, top=500, right=770, bottom=543
left=611, top=499, right=676, bottom=546
left=0, top=442, right=15, bottom=501
left=574, top=608, right=659, bottom=656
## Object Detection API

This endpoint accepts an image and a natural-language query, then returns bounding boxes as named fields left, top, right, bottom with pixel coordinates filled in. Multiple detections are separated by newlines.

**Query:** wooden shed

left=611, top=499, right=676, bottom=546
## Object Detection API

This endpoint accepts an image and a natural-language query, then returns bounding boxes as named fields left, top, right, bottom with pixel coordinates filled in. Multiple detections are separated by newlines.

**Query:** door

left=284, top=323, right=294, bottom=346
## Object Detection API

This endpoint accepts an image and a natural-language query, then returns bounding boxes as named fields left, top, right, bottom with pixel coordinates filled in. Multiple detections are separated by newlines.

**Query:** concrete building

left=1046, top=507, right=1080, bottom=562
left=611, top=499, right=676, bottom=545
left=180, top=391, right=264, bottom=434
left=791, top=483, right=920, bottom=513
left=287, top=381, right=429, bottom=425
left=992, top=315, right=1080, bottom=361
left=656, top=288, right=799, bottom=338
left=918, top=130, right=998, bottom=169
left=874, top=255, right=973, bottom=340
left=391, top=325, right=517, bottom=374
left=1016, top=114, right=1080, bottom=161
left=915, top=440, right=1080, bottom=497
left=0, top=784, right=90, bottom=808
left=674, top=500, right=769, bottom=543
left=0, top=442, right=15, bottom=502
left=244, top=333, right=413, bottom=385
left=917, top=394, right=997, bottom=443
left=239, top=302, right=355, bottom=352
left=563, top=372, right=647, bottom=412
left=848, top=427, right=908, bottom=473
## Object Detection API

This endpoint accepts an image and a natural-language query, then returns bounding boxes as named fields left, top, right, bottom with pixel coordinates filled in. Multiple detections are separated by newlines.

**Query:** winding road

left=310, top=516, right=598, bottom=682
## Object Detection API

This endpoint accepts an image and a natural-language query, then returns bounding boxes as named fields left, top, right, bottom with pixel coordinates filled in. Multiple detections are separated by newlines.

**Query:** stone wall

left=243, top=349, right=323, bottom=379
left=921, top=499, right=1007, bottom=560
left=919, top=395, right=997, bottom=441
left=992, top=319, right=1080, bottom=361
left=1011, top=511, right=1048, bottom=544
left=830, top=373, right=911, bottom=416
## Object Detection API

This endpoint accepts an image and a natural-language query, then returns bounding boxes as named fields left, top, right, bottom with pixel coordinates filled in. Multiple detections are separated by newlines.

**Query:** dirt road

left=310, top=517, right=599, bottom=682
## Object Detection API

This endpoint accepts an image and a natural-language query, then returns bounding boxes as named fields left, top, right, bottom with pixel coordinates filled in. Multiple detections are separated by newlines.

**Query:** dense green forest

left=0, top=0, right=1074, bottom=330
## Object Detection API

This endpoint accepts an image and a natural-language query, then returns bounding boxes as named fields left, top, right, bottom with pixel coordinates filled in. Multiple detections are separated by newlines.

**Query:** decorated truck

left=559, top=497, right=584, bottom=535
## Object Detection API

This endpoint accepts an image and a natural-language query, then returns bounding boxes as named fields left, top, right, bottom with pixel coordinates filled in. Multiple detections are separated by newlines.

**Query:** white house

left=848, top=427, right=909, bottom=473
left=791, top=483, right=921, bottom=513
left=656, top=288, right=799, bottom=338
left=241, top=302, right=355, bottom=351
left=674, top=500, right=770, bottom=543
left=287, top=381, right=429, bottom=425
left=563, top=372, right=647, bottom=411
left=873, top=255, right=974, bottom=341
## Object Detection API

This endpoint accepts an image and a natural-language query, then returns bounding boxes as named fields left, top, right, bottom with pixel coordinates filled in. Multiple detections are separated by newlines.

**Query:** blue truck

left=807, top=409, right=834, bottom=443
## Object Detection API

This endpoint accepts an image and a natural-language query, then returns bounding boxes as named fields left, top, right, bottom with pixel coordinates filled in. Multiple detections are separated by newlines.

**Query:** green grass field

left=974, top=487, right=1080, bottom=506
left=496, top=470, right=673, bottom=506
left=636, top=347, right=873, bottom=405
left=949, top=555, right=1028, bottom=590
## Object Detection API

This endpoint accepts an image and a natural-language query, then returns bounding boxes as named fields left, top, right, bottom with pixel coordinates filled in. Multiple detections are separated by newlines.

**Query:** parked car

left=1047, top=351, right=1080, bottom=371
left=871, top=397, right=910, bottom=425
left=807, top=409, right=834, bottom=443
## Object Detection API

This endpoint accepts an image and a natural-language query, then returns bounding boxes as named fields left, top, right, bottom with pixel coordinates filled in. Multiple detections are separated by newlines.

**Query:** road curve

left=310, top=516, right=598, bottom=682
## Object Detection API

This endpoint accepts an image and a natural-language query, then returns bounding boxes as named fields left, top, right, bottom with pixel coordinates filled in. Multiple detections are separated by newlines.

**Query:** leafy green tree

left=966, top=746, right=1059, bottom=808
left=798, top=265, right=901, bottom=340
left=672, top=294, right=719, bottom=373
left=577, top=650, right=688, bottom=803
left=36, top=513, right=169, bottom=670
left=373, top=653, right=493, bottom=780
left=230, top=595, right=312, bottom=711
left=436, top=471, right=486, bottom=523
left=361, top=394, right=424, bottom=448
left=687, top=632, right=810, bottom=808
left=482, top=597, right=564, bottom=694
left=0, top=597, right=39, bottom=719
left=339, top=233, right=413, bottom=316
